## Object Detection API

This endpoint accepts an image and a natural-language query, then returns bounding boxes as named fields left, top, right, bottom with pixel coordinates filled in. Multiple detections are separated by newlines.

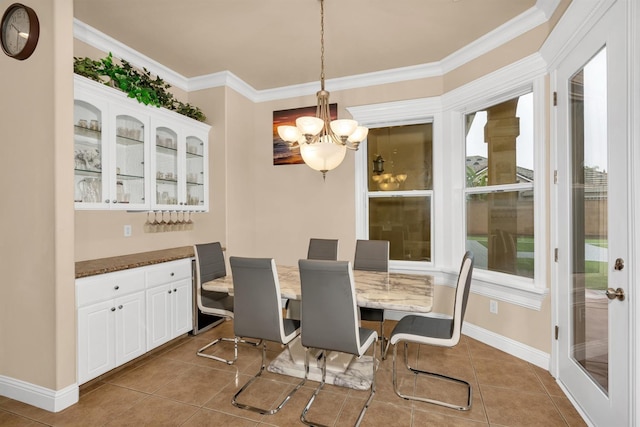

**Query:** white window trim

left=349, top=99, right=441, bottom=272
left=350, top=54, right=549, bottom=310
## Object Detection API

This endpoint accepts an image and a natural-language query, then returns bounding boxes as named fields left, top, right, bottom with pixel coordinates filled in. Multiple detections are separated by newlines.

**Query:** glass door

left=74, top=99, right=106, bottom=208
left=114, top=114, right=146, bottom=209
left=185, top=136, right=205, bottom=210
left=555, top=2, right=629, bottom=425
left=154, top=126, right=179, bottom=209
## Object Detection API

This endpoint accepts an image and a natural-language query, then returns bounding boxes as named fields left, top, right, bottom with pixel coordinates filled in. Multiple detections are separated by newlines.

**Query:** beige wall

left=0, top=0, right=76, bottom=390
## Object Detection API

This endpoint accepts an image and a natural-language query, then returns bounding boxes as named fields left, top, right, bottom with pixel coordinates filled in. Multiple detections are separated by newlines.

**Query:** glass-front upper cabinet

left=185, top=135, right=206, bottom=209
left=113, top=112, right=147, bottom=208
left=152, top=117, right=209, bottom=211
left=74, top=97, right=106, bottom=208
left=74, top=75, right=210, bottom=211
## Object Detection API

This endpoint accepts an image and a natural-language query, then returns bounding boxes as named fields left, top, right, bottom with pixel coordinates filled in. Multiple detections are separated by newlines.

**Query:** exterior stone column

left=484, top=99, right=519, bottom=274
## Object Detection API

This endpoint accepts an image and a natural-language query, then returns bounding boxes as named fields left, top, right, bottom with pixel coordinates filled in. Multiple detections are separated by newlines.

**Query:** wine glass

left=159, top=211, right=168, bottom=232
left=186, top=211, right=193, bottom=230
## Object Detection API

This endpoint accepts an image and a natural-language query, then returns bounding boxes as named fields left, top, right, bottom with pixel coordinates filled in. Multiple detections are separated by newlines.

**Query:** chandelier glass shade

left=276, top=0, right=368, bottom=178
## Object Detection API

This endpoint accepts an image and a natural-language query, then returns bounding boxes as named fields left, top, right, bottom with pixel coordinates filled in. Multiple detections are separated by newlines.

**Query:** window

left=464, top=93, right=534, bottom=278
left=366, top=123, right=433, bottom=262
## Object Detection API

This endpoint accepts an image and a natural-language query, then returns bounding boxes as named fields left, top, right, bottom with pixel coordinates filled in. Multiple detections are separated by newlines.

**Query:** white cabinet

left=145, top=259, right=193, bottom=350
left=76, top=268, right=146, bottom=384
left=152, top=118, right=209, bottom=211
left=76, top=258, right=194, bottom=385
left=74, top=76, right=150, bottom=210
left=74, top=75, right=210, bottom=211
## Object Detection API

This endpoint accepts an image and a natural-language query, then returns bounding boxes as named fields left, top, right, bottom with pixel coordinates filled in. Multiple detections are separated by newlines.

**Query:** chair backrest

left=307, top=238, right=339, bottom=261
left=353, top=239, right=389, bottom=272
left=230, top=257, right=287, bottom=343
left=194, top=242, right=230, bottom=315
left=298, top=259, right=361, bottom=355
left=451, top=251, right=474, bottom=341
left=194, top=242, right=226, bottom=287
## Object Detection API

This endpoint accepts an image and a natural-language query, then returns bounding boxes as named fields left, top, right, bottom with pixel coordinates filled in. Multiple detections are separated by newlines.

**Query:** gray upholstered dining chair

left=229, top=256, right=306, bottom=415
left=286, top=238, right=340, bottom=320
left=298, top=259, right=378, bottom=427
left=354, top=239, right=389, bottom=357
left=194, top=242, right=258, bottom=364
left=307, top=238, right=339, bottom=260
left=386, top=251, right=474, bottom=411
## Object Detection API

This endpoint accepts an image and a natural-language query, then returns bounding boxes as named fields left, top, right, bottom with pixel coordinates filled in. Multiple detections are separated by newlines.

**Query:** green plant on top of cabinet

left=74, top=74, right=210, bottom=211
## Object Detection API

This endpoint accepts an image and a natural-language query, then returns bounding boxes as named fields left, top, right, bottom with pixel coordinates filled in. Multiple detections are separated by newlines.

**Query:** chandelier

left=277, top=0, right=368, bottom=179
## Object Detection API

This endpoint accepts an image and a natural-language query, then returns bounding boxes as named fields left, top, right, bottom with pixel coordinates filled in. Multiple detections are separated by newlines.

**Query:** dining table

left=202, top=264, right=434, bottom=313
left=202, top=264, right=434, bottom=390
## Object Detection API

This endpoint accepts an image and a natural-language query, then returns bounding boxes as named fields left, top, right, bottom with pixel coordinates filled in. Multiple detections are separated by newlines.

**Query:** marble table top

left=203, top=264, right=433, bottom=313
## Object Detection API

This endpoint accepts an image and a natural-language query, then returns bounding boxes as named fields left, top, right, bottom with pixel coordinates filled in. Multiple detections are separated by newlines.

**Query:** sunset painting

left=272, top=104, right=337, bottom=165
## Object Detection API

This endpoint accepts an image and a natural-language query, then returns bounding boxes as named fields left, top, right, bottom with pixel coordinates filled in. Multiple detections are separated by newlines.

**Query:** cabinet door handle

left=170, top=272, right=175, bottom=276
left=168, top=290, right=172, bottom=294
left=118, top=305, right=123, bottom=310
left=110, top=307, right=116, bottom=312
left=173, top=288, right=177, bottom=292
left=114, top=285, right=119, bottom=290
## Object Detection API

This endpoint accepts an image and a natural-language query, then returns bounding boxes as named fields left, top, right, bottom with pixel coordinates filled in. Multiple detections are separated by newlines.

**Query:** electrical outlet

left=124, top=225, right=132, bottom=237
left=490, top=300, right=498, bottom=314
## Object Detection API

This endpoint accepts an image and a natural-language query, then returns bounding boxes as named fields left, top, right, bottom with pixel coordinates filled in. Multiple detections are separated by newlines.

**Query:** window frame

left=350, top=61, right=549, bottom=310
left=349, top=98, right=442, bottom=274
left=444, top=75, right=548, bottom=308
left=463, top=90, right=537, bottom=280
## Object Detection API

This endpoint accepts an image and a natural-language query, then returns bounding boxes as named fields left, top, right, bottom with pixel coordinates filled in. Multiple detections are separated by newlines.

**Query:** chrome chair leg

left=392, top=342, right=472, bottom=411
left=301, top=341, right=377, bottom=427
left=197, top=336, right=261, bottom=365
left=232, top=341, right=305, bottom=415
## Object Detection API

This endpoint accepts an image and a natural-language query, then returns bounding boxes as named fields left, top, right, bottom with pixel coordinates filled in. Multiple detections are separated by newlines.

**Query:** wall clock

left=1, top=3, right=39, bottom=60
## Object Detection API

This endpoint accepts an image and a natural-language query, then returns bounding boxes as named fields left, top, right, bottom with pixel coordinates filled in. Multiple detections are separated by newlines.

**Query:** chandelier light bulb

left=330, top=119, right=358, bottom=138
left=296, top=116, right=324, bottom=137
left=300, top=135, right=347, bottom=179
left=277, top=125, right=302, bottom=143
left=348, top=126, right=369, bottom=143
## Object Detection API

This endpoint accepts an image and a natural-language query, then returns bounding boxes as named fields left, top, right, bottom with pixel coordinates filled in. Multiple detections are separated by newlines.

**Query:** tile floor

left=0, top=320, right=587, bottom=426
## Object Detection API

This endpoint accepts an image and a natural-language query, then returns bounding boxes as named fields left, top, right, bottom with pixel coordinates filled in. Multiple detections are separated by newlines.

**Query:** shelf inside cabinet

left=156, top=178, right=178, bottom=184
left=75, top=126, right=102, bottom=139
left=156, top=144, right=177, bottom=154
left=116, top=134, right=145, bottom=146
left=75, top=168, right=102, bottom=177
left=117, top=173, right=144, bottom=181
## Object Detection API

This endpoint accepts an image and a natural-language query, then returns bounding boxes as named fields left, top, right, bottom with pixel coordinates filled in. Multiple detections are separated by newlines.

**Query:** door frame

left=549, top=0, right=637, bottom=425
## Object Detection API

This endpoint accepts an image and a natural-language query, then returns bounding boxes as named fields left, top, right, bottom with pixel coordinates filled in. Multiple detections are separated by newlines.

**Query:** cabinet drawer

left=145, top=259, right=192, bottom=288
left=76, top=268, right=146, bottom=307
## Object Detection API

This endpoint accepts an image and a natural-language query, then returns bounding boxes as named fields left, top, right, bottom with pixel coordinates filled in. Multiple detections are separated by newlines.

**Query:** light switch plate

left=124, top=225, right=132, bottom=237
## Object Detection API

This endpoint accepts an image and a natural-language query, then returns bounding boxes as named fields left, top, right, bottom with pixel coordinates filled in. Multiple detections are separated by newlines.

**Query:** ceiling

left=74, top=0, right=550, bottom=91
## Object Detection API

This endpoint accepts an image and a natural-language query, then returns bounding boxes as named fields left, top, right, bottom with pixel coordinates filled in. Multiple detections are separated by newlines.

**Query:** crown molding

left=539, top=0, right=614, bottom=70
left=73, top=19, right=190, bottom=91
left=440, top=0, right=559, bottom=74
left=73, top=0, right=560, bottom=101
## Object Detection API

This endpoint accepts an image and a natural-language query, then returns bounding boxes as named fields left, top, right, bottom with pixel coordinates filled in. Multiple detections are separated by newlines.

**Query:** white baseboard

left=0, top=375, right=78, bottom=412
left=384, top=311, right=551, bottom=371
left=462, top=322, right=550, bottom=370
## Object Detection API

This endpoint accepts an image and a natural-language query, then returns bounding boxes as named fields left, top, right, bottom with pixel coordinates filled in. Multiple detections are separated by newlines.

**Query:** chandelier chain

left=320, top=0, right=325, bottom=90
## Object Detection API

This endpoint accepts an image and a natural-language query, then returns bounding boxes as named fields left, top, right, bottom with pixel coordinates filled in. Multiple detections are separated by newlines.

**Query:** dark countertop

left=75, top=246, right=195, bottom=278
